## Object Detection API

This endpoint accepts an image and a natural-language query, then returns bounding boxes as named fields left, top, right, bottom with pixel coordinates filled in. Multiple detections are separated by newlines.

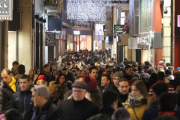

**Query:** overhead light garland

left=67, top=0, right=108, bottom=22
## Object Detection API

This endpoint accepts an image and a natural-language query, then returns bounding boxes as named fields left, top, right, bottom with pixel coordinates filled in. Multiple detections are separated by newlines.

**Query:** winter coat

left=149, top=80, right=175, bottom=94
left=157, top=61, right=166, bottom=70
left=31, top=99, right=63, bottom=120
left=142, top=99, right=180, bottom=120
left=58, top=98, right=99, bottom=120
left=165, top=75, right=174, bottom=83
left=0, top=80, right=19, bottom=113
left=138, top=70, right=150, bottom=82
left=125, top=101, right=147, bottom=120
left=11, top=87, right=33, bottom=120
left=87, top=107, right=114, bottom=120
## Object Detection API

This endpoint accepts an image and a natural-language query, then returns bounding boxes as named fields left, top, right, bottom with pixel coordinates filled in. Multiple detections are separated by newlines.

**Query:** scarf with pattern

left=128, top=94, right=147, bottom=107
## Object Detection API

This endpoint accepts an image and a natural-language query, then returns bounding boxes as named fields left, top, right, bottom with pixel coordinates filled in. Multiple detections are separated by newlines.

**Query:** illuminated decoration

left=98, top=29, right=102, bottom=39
left=67, top=0, right=106, bottom=22
left=178, top=15, right=180, bottom=27
left=0, top=0, right=13, bottom=20
left=74, top=31, right=80, bottom=35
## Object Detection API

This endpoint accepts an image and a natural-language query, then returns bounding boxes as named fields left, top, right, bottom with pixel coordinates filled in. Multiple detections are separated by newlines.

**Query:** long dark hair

left=90, top=89, right=101, bottom=107
left=55, top=74, right=66, bottom=84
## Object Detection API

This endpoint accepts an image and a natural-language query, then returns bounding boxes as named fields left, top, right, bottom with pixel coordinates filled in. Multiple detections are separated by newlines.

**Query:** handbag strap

left=133, top=107, right=139, bottom=120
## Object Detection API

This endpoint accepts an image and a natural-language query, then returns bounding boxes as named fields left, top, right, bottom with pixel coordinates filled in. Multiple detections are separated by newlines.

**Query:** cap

left=113, top=72, right=124, bottom=79
left=38, top=75, right=46, bottom=81
left=72, top=81, right=87, bottom=90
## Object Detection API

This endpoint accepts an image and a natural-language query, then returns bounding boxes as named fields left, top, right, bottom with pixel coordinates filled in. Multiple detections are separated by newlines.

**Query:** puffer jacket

left=0, top=79, right=19, bottom=113
left=11, top=87, right=34, bottom=120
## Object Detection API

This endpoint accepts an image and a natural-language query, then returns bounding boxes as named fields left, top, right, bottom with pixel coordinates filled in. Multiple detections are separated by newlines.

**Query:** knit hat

left=165, top=69, right=172, bottom=75
left=38, top=75, right=46, bottom=81
left=84, top=75, right=97, bottom=92
left=113, top=72, right=124, bottom=79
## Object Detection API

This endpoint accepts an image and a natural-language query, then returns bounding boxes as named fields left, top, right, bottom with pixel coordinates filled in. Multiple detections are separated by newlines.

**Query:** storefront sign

left=114, top=25, right=124, bottom=34
left=0, top=0, right=13, bottom=20
left=74, top=31, right=80, bottom=35
left=178, top=15, right=180, bottom=27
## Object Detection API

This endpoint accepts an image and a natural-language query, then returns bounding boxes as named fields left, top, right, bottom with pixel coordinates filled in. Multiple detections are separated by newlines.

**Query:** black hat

left=165, top=69, right=172, bottom=75
left=72, top=81, right=87, bottom=90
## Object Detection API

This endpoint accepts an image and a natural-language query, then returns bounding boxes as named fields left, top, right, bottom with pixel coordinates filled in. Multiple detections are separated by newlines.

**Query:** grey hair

left=31, top=85, right=50, bottom=100
left=112, top=107, right=131, bottom=120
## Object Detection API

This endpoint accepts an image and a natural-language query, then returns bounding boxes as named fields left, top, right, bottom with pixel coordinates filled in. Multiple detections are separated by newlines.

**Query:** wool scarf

left=128, top=94, right=147, bottom=107
left=8, top=77, right=16, bottom=92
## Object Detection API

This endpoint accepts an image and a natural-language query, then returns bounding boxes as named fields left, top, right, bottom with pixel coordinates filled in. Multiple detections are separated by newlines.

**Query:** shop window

left=121, top=12, right=126, bottom=25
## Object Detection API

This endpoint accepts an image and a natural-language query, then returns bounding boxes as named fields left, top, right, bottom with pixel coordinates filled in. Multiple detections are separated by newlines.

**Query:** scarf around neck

left=128, top=94, right=147, bottom=107
left=8, top=77, right=16, bottom=92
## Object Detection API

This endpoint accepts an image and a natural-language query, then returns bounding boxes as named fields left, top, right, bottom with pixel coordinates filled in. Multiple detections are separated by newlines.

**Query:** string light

left=67, top=0, right=108, bottom=22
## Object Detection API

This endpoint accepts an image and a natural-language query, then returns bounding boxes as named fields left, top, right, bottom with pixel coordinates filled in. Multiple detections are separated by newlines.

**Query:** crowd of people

left=1, top=53, right=180, bottom=120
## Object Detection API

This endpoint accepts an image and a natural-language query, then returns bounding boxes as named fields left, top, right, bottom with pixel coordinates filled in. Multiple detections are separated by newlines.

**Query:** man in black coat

left=62, top=67, right=75, bottom=83
left=58, top=81, right=99, bottom=120
left=106, top=72, right=129, bottom=103
left=31, top=85, right=62, bottom=120
left=11, top=74, right=34, bottom=120
left=0, top=68, right=19, bottom=114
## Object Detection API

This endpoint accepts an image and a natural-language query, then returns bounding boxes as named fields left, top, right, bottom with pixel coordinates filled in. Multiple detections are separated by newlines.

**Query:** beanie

left=165, top=69, right=172, bottom=75
left=38, top=75, right=46, bottom=81
left=84, top=75, right=97, bottom=92
left=113, top=72, right=124, bottom=79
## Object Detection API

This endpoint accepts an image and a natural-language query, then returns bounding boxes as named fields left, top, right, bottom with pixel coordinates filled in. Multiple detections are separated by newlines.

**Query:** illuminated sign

left=178, top=15, right=180, bottom=27
left=114, top=25, right=124, bottom=33
left=74, top=31, right=80, bottom=35
left=0, top=0, right=13, bottom=20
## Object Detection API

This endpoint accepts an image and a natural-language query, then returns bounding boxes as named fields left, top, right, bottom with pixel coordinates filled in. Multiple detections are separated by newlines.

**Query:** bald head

left=1, top=68, right=13, bottom=84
